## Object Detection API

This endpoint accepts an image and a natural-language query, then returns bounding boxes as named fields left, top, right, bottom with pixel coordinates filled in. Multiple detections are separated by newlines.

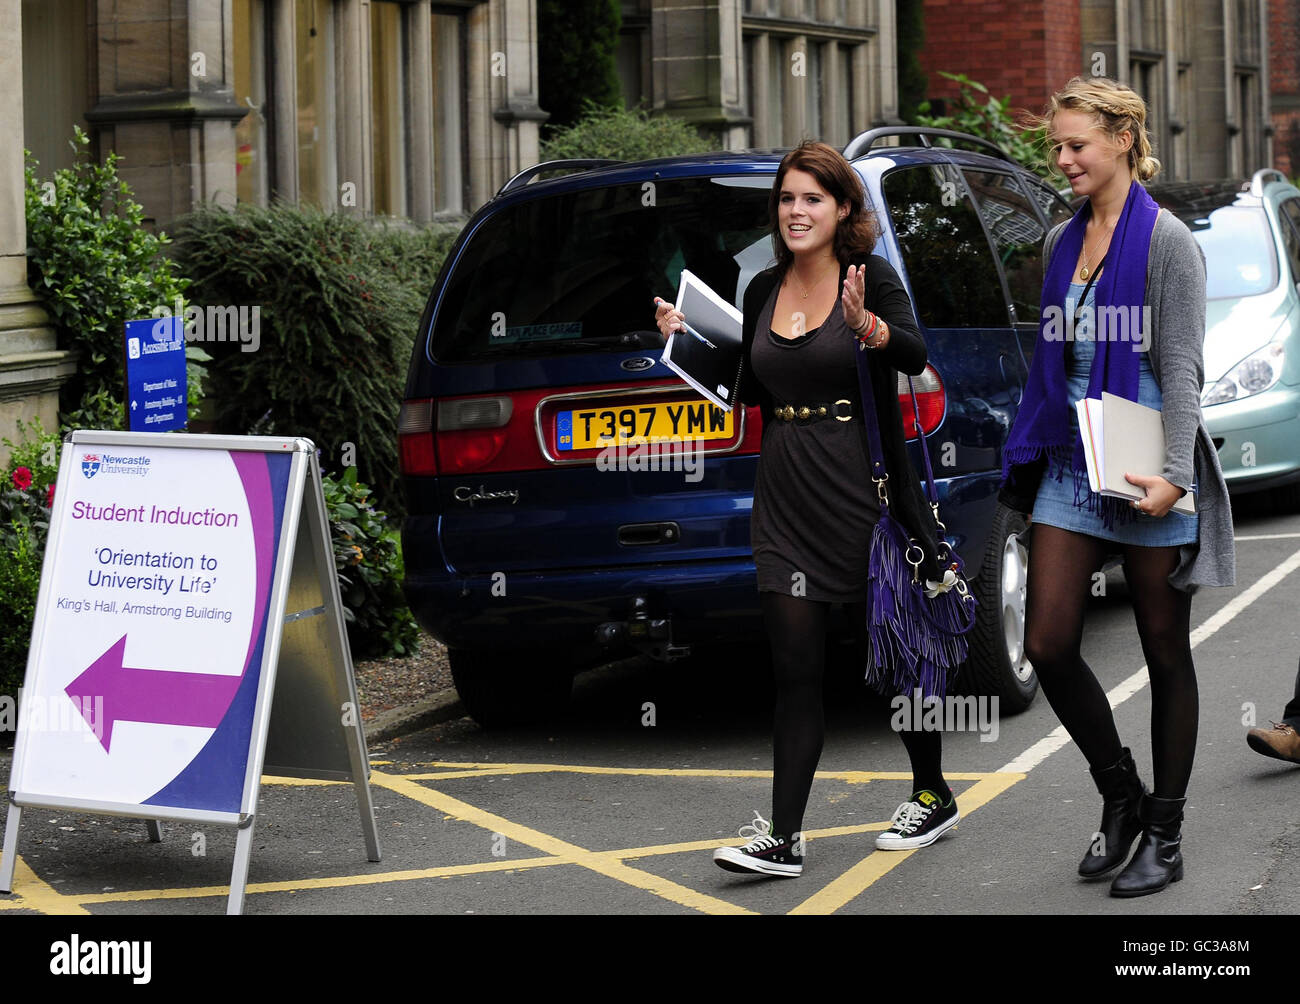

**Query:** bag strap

left=852, top=340, right=941, bottom=509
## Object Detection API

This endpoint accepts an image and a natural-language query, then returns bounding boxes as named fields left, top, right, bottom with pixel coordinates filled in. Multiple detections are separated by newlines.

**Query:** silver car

left=1150, top=170, right=1300, bottom=509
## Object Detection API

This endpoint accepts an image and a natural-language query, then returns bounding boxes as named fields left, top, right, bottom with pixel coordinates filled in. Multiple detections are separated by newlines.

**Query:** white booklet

left=1075, top=391, right=1195, bottom=514
left=661, top=269, right=745, bottom=412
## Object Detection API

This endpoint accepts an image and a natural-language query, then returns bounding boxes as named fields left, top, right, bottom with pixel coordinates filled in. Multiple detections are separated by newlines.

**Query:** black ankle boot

left=1110, top=794, right=1186, bottom=898
left=1078, top=747, right=1146, bottom=878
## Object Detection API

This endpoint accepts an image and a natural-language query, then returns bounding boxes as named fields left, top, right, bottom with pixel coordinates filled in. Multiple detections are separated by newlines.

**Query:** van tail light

left=398, top=399, right=438, bottom=475
left=434, top=394, right=516, bottom=475
left=898, top=365, right=946, bottom=439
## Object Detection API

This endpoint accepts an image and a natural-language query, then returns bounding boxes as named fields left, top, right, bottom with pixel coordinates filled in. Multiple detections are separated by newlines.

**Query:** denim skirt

left=1031, top=282, right=1199, bottom=548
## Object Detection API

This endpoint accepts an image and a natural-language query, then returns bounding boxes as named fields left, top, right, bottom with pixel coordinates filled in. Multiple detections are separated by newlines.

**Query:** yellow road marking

left=74, top=855, right=567, bottom=904
left=7, top=763, right=1024, bottom=915
left=5, top=857, right=91, bottom=916
left=612, top=822, right=885, bottom=860
left=262, top=776, right=346, bottom=786
left=370, top=770, right=755, bottom=915
left=788, top=773, right=1025, bottom=914
left=401, top=763, right=992, bottom=782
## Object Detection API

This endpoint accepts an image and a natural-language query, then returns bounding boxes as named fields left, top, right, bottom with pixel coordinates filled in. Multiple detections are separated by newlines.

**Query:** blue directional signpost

left=124, top=315, right=188, bottom=433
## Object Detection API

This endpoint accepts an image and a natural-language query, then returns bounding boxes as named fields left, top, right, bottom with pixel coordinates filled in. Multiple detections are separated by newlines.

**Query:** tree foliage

left=538, top=0, right=623, bottom=131
left=896, top=0, right=928, bottom=123
left=912, top=72, right=1053, bottom=181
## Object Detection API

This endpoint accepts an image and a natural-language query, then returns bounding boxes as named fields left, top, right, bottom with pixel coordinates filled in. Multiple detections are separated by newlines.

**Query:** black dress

left=749, top=283, right=880, bottom=602
left=738, top=258, right=939, bottom=593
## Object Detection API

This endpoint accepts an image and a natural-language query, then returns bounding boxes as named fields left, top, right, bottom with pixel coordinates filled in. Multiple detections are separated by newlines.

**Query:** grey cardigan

left=1042, top=208, right=1236, bottom=591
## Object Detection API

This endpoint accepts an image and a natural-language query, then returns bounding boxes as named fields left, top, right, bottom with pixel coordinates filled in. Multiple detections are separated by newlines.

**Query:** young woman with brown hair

left=655, top=141, right=960, bottom=877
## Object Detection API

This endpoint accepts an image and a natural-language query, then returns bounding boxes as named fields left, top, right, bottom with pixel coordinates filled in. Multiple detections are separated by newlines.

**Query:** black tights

left=761, top=592, right=948, bottom=837
left=1024, top=524, right=1198, bottom=798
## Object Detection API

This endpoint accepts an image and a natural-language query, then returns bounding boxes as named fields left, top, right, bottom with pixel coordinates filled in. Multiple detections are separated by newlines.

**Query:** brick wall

left=918, top=0, right=1082, bottom=118
left=1271, top=0, right=1300, bottom=176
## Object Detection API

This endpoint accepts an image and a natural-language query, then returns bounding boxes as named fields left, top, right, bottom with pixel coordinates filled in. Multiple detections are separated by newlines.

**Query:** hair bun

left=1136, top=154, right=1161, bottom=181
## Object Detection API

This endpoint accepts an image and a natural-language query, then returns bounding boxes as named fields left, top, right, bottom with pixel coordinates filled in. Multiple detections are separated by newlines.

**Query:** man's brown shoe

left=1247, top=722, right=1300, bottom=764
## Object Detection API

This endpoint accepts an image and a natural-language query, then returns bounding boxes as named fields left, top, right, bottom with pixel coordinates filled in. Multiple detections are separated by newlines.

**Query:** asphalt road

left=2, top=494, right=1299, bottom=927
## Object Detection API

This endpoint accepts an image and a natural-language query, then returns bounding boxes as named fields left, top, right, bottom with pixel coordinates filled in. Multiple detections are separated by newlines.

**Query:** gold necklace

left=790, top=263, right=836, bottom=299
left=1079, top=219, right=1117, bottom=281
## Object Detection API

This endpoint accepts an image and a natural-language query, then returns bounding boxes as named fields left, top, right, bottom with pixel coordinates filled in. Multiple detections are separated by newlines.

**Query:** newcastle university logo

left=82, top=454, right=101, bottom=479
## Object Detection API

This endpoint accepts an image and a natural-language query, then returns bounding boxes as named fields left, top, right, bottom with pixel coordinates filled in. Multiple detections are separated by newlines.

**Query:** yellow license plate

left=557, top=400, right=734, bottom=450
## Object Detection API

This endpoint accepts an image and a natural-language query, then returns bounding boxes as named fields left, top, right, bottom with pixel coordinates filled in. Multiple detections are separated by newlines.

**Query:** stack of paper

left=1075, top=391, right=1196, bottom=514
left=661, top=270, right=745, bottom=412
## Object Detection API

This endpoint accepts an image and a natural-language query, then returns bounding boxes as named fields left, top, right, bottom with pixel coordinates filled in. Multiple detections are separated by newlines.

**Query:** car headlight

left=1202, top=343, right=1285, bottom=406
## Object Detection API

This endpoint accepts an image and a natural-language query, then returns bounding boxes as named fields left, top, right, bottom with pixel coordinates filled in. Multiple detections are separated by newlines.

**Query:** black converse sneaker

left=712, top=811, right=804, bottom=877
left=874, top=790, right=959, bottom=850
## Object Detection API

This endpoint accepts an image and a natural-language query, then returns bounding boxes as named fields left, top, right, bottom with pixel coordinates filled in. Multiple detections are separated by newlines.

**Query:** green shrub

left=171, top=202, right=459, bottom=512
left=912, top=72, right=1053, bottom=181
left=24, top=127, right=206, bottom=431
left=323, top=467, right=418, bottom=659
left=0, top=529, right=42, bottom=705
left=0, top=438, right=56, bottom=701
left=3, top=418, right=61, bottom=491
left=541, top=103, right=713, bottom=163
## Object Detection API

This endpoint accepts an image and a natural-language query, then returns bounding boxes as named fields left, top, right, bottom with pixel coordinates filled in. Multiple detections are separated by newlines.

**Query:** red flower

left=11, top=466, right=32, bottom=490
left=46, top=482, right=56, bottom=508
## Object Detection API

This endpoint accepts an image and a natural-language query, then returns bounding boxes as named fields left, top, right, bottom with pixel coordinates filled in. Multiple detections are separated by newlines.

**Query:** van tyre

left=449, top=648, right=574, bottom=728
left=960, top=503, right=1038, bottom=713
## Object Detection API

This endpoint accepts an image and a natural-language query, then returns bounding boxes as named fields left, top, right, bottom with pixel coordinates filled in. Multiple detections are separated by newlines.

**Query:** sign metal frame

left=1, top=431, right=382, bottom=914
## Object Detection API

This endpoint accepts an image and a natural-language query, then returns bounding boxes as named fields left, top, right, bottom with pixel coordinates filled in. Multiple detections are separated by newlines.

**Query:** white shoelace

left=887, top=800, right=932, bottom=835
left=736, top=810, right=780, bottom=850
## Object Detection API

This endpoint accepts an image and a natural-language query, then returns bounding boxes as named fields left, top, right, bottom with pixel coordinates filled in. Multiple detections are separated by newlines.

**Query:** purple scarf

left=1002, top=180, right=1159, bottom=512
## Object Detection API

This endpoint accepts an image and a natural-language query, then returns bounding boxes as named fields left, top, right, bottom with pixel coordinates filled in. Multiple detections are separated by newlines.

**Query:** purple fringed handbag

left=854, top=347, right=977, bottom=700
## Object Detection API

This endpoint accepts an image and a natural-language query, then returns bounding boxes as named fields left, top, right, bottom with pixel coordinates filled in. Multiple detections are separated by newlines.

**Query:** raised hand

left=841, top=264, right=867, bottom=331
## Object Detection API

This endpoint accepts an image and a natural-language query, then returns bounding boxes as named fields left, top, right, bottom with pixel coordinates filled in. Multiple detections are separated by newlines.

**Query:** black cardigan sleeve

left=861, top=256, right=926, bottom=376
left=737, top=269, right=778, bottom=419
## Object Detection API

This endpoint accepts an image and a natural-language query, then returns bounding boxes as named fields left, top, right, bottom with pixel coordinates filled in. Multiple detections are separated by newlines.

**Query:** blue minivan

left=399, top=129, right=1073, bottom=725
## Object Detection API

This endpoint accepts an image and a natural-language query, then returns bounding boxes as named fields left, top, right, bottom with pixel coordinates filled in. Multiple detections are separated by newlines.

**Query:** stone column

left=872, top=0, right=900, bottom=126
left=750, top=32, right=771, bottom=147
left=85, top=0, right=247, bottom=230
left=269, top=0, right=298, bottom=203
left=466, top=0, right=544, bottom=211
left=408, top=0, right=435, bottom=223
left=336, top=0, right=372, bottom=213
left=782, top=35, right=806, bottom=144
left=649, top=0, right=749, bottom=148
left=0, top=0, right=75, bottom=459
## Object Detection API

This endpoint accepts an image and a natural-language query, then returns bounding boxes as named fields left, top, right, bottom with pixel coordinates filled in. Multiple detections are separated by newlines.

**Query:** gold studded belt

left=773, top=399, right=854, bottom=422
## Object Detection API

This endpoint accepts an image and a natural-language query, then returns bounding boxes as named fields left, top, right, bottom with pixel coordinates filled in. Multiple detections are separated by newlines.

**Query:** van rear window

left=428, top=175, right=773, bottom=362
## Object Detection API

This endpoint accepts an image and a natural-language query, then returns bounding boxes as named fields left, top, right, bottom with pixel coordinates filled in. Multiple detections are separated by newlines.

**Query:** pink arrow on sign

left=65, top=634, right=242, bottom=753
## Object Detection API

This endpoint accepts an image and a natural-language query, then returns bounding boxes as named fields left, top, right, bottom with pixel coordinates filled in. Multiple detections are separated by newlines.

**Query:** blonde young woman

left=1000, top=78, right=1234, bottom=897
